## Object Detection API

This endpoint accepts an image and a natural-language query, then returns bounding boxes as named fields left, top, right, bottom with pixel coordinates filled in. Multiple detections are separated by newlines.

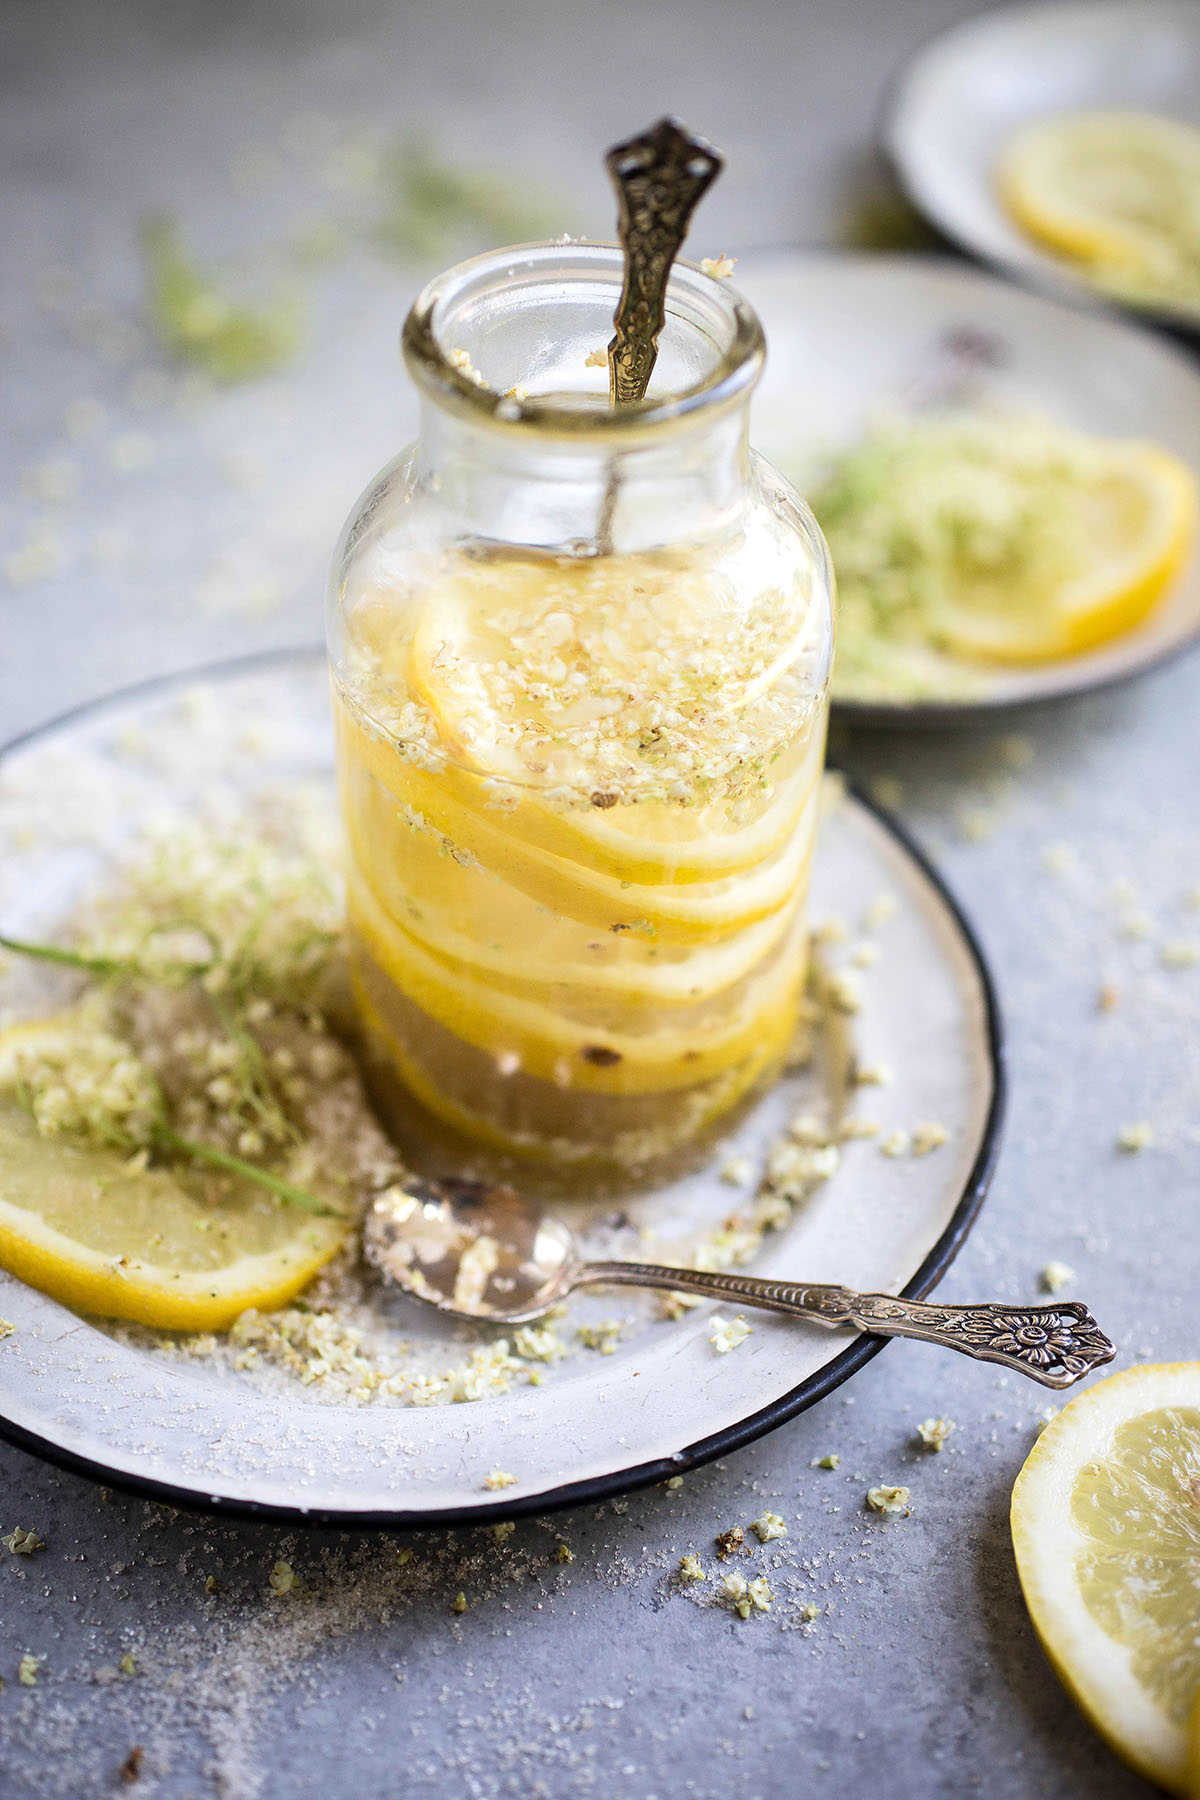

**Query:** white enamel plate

left=883, top=0, right=1200, bottom=331
left=736, top=250, right=1200, bottom=722
left=0, top=655, right=1002, bottom=1524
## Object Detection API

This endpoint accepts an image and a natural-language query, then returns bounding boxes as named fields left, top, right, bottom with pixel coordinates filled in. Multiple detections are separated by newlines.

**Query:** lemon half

left=0, top=1020, right=346, bottom=1331
left=1012, top=1361, right=1200, bottom=1797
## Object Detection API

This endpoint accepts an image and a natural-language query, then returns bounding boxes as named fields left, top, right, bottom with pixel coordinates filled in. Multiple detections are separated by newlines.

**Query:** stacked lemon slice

left=335, top=543, right=827, bottom=1171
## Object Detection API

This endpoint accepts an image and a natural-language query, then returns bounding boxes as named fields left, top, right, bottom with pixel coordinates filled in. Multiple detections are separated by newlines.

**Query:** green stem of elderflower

left=152, top=1125, right=339, bottom=1219
left=0, top=934, right=126, bottom=978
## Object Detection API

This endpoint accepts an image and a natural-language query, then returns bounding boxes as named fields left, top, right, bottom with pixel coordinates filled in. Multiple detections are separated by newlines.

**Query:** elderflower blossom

left=8, top=1018, right=160, bottom=1150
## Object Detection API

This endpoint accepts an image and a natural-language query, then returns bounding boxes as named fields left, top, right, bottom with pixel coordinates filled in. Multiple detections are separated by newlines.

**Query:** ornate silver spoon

left=364, top=1176, right=1116, bottom=1390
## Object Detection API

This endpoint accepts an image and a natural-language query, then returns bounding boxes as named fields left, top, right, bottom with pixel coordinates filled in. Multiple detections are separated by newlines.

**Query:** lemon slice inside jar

left=403, top=547, right=824, bottom=884
left=0, top=1021, right=345, bottom=1331
left=1012, top=1362, right=1200, bottom=1797
left=347, top=866, right=808, bottom=1093
left=997, top=110, right=1200, bottom=317
left=335, top=701, right=817, bottom=945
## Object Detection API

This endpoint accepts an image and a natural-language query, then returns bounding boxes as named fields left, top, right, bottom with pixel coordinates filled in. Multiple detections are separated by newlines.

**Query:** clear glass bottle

left=327, top=242, right=833, bottom=1193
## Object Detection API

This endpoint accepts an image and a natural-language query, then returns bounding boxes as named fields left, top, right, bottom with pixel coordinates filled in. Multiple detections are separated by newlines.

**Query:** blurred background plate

left=882, top=0, right=1200, bottom=330
left=737, top=250, right=1200, bottom=722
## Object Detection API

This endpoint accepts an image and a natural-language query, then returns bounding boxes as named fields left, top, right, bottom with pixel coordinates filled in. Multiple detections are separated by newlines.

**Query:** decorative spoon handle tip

left=578, top=1263, right=1116, bottom=1389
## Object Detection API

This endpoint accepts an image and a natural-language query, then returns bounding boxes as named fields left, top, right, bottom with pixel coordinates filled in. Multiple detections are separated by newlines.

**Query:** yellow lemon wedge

left=997, top=110, right=1200, bottom=316
left=939, top=440, right=1197, bottom=663
left=1011, top=1361, right=1200, bottom=1797
left=0, top=1020, right=346, bottom=1331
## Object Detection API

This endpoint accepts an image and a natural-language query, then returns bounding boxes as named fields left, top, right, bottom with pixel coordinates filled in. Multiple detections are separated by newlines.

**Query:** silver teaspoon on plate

left=364, top=1176, right=1115, bottom=1390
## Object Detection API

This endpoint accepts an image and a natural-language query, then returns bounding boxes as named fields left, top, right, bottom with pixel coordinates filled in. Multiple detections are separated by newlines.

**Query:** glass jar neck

left=401, top=241, right=765, bottom=556
left=414, top=394, right=752, bottom=554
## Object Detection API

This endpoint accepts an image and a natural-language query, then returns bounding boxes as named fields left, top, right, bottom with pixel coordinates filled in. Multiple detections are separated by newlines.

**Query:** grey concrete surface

left=1, top=1, right=1196, bottom=1795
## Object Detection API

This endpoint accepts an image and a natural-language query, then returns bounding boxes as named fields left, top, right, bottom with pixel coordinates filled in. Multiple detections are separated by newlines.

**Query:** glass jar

left=327, top=242, right=834, bottom=1193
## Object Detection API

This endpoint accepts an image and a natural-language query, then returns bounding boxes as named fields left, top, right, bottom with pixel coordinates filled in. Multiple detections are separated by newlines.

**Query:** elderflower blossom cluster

left=10, top=1017, right=159, bottom=1150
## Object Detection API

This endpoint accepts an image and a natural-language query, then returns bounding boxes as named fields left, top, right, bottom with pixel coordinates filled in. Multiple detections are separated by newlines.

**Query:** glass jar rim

left=401, top=239, right=765, bottom=439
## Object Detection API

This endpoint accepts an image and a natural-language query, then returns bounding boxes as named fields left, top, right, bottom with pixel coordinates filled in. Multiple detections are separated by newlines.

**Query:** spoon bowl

left=365, top=1177, right=577, bottom=1324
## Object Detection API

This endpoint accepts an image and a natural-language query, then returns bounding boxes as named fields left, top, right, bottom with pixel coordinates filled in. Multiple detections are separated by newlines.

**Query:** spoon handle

left=575, top=1263, right=1115, bottom=1389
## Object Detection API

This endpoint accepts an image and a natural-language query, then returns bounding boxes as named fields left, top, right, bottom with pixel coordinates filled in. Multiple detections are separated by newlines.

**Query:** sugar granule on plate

left=750, top=1511, right=787, bottom=1542
left=709, top=1315, right=752, bottom=1354
left=866, top=1485, right=911, bottom=1517
left=1040, top=1261, right=1075, bottom=1295
left=916, top=1417, right=955, bottom=1452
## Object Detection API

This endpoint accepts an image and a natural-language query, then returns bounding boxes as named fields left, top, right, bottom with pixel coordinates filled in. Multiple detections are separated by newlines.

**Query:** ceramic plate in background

left=0, top=653, right=1002, bottom=1524
left=736, top=250, right=1200, bottom=723
left=883, top=0, right=1200, bottom=331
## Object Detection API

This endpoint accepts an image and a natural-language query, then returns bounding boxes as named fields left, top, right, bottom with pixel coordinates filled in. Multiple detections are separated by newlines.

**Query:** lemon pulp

left=334, top=534, right=829, bottom=1180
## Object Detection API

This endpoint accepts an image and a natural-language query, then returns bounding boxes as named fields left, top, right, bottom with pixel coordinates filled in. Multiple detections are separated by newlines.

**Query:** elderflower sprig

left=0, top=953, right=336, bottom=1219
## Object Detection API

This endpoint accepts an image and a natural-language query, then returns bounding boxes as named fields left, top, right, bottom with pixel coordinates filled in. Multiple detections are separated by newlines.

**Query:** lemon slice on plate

left=814, top=412, right=1197, bottom=675
left=1012, top=1361, right=1200, bottom=1797
left=0, top=1020, right=346, bottom=1331
left=939, top=441, right=1197, bottom=663
left=997, top=110, right=1200, bottom=317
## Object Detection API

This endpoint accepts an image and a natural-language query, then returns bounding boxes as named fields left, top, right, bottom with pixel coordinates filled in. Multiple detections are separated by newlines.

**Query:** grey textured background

left=2, top=2, right=1198, bottom=1795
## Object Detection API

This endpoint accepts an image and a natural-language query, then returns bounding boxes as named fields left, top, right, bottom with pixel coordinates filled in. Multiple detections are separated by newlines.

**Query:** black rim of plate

left=736, top=246, right=1200, bottom=728
left=0, top=647, right=1007, bottom=1530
